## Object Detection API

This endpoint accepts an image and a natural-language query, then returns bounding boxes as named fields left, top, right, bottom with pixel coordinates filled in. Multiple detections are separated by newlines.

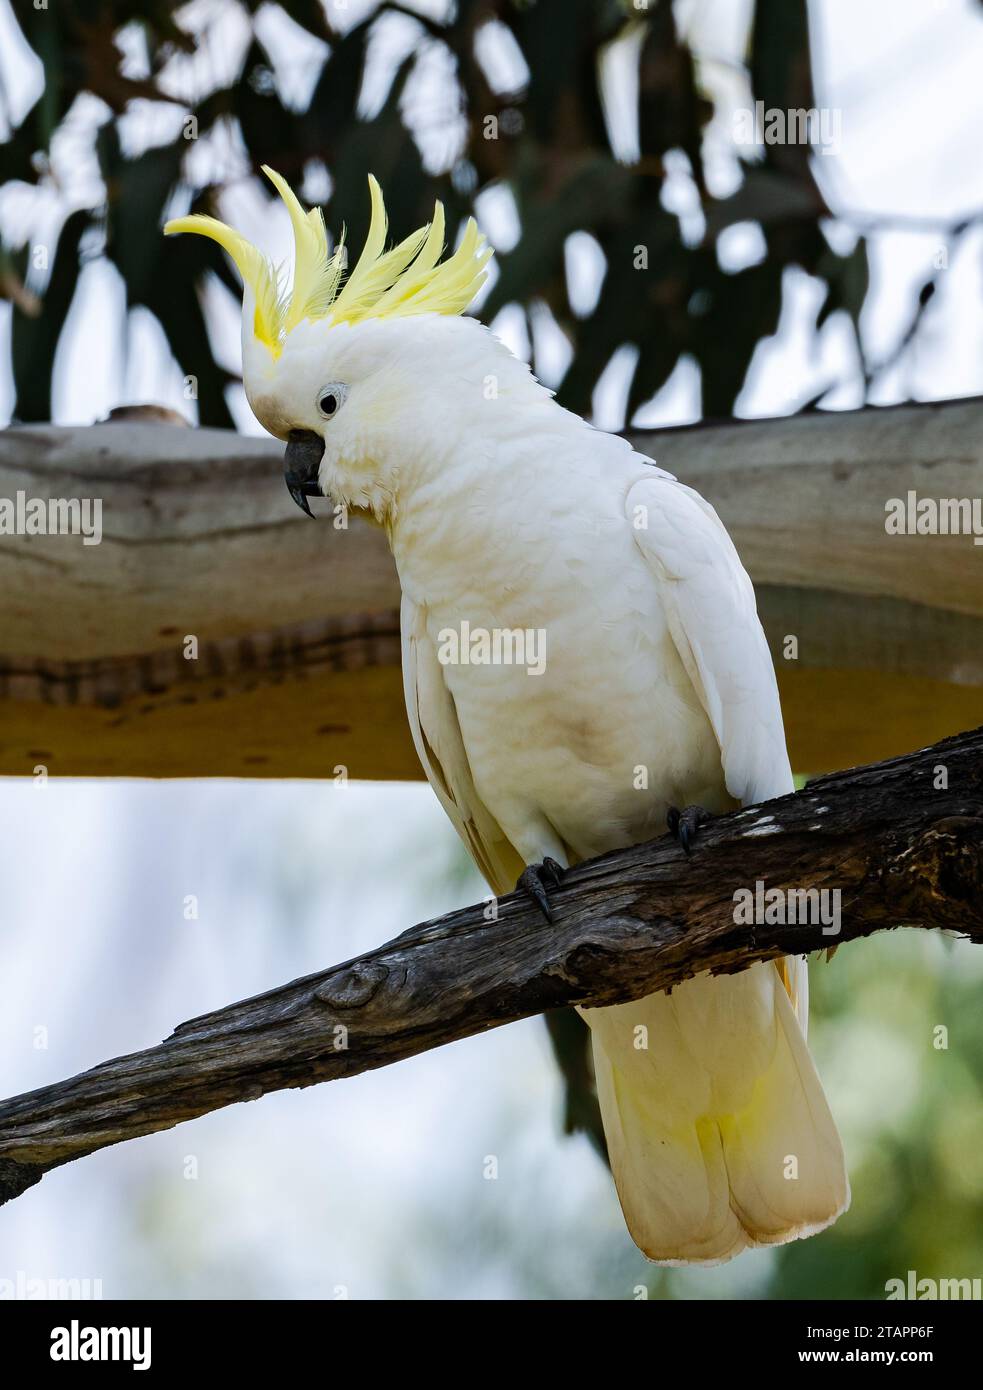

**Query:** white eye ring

left=316, top=383, right=348, bottom=420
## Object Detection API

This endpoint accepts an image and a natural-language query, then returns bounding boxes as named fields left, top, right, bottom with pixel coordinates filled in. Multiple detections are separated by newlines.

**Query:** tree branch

left=1, top=726, right=981, bottom=1207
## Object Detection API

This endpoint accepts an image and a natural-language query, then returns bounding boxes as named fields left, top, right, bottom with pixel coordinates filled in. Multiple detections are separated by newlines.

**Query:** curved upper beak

left=283, top=429, right=326, bottom=517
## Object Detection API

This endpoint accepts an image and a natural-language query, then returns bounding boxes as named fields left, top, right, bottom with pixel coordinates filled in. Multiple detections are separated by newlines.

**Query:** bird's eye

left=316, top=383, right=347, bottom=420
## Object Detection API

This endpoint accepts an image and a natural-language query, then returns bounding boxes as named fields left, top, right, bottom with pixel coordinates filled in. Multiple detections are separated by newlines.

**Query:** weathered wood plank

left=2, top=398, right=981, bottom=776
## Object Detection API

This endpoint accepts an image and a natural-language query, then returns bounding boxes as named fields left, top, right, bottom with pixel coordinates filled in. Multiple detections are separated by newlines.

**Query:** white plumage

left=392, top=348, right=849, bottom=1262
left=167, top=172, right=850, bottom=1264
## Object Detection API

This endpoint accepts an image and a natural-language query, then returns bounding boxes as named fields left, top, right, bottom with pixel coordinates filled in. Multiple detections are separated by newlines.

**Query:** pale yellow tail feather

left=582, top=962, right=848, bottom=1265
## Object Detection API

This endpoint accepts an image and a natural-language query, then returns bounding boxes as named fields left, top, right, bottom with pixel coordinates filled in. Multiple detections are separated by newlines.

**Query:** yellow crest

left=164, top=169, right=492, bottom=358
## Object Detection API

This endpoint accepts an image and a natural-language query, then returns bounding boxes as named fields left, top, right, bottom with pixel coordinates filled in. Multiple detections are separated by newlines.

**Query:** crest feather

left=163, top=172, right=490, bottom=355
left=162, top=212, right=285, bottom=350
left=261, top=166, right=340, bottom=332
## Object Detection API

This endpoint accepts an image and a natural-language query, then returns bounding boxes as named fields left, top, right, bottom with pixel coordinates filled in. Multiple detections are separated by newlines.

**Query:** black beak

left=284, top=429, right=326, bottom=517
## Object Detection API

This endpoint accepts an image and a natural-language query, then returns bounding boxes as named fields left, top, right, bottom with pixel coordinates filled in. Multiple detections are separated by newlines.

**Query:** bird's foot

left=667, top=804, right=713, bottom=855
left=516, top=858, right=565, bottom=923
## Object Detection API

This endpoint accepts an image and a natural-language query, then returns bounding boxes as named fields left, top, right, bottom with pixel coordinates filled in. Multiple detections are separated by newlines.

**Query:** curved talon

left=517, top=858, right=566, bottom=923
left=541, top=856, right=565, bottom=886
left=666, top=804, right=713, bottom=856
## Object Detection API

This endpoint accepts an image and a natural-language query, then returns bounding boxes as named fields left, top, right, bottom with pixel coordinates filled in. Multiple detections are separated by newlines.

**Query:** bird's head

left=164, top=169, right=493, bottom=521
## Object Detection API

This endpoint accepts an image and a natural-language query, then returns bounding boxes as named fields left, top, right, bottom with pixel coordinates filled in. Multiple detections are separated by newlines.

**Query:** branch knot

left=314, top=961, right=389, bottom=1009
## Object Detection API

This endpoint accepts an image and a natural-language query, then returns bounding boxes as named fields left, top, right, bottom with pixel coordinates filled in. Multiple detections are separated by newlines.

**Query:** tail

left=580, top=961, right=849, bottom=1264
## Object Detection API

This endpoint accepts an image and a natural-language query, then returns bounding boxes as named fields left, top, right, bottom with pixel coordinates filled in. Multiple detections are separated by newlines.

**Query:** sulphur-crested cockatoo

left=166, top=171, right=848, bottom=1263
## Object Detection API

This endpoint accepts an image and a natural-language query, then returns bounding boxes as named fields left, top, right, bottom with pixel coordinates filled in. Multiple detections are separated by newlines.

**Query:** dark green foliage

left=2, top=0, right=867, bottom=425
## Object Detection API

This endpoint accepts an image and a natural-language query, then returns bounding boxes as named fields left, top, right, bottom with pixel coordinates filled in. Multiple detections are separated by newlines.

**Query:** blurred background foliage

left=0, top=0, right=884, bottom=427
left=1, top=778, right=982, bottom=1301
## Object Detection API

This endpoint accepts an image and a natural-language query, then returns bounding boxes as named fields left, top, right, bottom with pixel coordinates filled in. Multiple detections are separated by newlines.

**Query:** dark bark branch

left=1, top=726, right=982, bottom=1207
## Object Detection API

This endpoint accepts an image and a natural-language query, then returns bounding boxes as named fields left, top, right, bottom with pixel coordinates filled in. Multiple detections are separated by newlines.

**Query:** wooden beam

left=1, top=398, right=980, bottom=778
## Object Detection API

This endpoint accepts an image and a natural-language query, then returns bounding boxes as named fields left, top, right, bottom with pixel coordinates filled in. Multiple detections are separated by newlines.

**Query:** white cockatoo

left=166, top=171, right=849, bottom=1264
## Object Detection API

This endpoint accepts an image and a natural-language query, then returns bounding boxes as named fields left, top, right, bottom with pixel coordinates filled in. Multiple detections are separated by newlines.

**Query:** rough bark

left=1, top=725, right=980, bottom=1208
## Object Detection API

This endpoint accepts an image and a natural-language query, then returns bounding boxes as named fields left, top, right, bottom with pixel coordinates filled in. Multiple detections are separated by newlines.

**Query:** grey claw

left=517, top=859, right=566, bottom=923
left=542, top=856, right=565, bottom=887
left=667, top=804, right=712, bottom=856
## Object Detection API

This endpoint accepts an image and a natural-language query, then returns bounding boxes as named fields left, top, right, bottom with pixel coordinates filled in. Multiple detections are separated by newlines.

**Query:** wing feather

left=627, top=472, right=793, bottom=805
left=627, top=472, right=802, bottom=1018
left=401, top=595, right=523, bottom=898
